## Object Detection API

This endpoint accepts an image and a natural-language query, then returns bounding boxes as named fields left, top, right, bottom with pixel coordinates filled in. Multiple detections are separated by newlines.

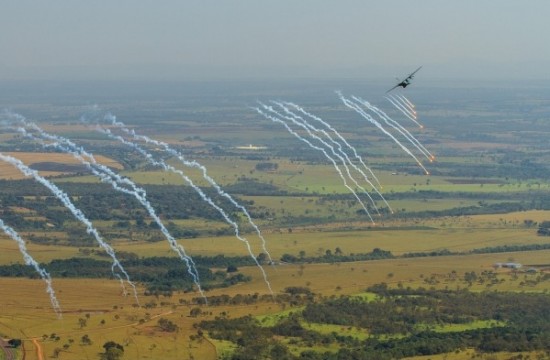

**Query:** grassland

left=2, top=83, right=550, bottom=359
left=0, top=248, right=548, bottom=360
left=0, top=152, right=122, bottom=180
left=0, top=278, right=216, bottom=360
left=2, top=209, right=546, bottom=266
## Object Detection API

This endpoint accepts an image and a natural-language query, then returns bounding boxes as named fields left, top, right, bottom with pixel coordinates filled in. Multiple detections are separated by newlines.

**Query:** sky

left=1, top=1, right=550, bottom=81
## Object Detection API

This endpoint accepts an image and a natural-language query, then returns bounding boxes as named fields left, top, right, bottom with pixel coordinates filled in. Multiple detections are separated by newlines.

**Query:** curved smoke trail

left=0, top=218, right=62, bottom=317
left=0, top=152, right=139, bottom=304
left=273, top=101, right=392, bottom=214
left=253, top=106, right=376, bottom=224
left=103, top=115, right=274, bottom=265
left=282, top=101, right=383, bottom=190
left=261, top=102, right=381, bottom=216
left=338, top=92, right=429, bottom=175
left=351, top=96, right=434, bottom=162
left=93, top=121, right=274, bottom=295
left=11, top=121, right=207, bottom=300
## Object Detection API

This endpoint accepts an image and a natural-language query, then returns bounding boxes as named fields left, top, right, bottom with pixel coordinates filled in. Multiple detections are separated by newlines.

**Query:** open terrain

left=1, top=80, right=550, bottom=359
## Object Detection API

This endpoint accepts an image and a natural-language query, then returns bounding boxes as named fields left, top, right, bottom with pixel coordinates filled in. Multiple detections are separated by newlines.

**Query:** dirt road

left=0, top=338, right=16, bottom=360
left=31, top=338, right=44, bottom=360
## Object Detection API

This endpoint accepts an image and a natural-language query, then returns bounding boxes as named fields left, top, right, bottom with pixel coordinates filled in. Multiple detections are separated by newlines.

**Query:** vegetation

left=101, top=341, right=124, bottom=360
left=2, top=81, right=550, bottom=360
left=537, top=221, right=550, bottom=236
left=158, top=318, right=179, bottom=332
left=7, top=339, right=22, bottom=348
left=199, top=286, right=550, bottom=359
left=0, top=255, right=254, bottom=293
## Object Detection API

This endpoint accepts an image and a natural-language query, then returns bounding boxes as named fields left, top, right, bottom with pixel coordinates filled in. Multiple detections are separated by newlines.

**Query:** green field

left=2, top=83, right=550, bottom=359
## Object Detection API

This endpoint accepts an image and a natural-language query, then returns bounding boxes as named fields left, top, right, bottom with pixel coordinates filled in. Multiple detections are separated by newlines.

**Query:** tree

left=101, top=341, right=124, bottom=360
left=158, top=318, right=179, bottom=332
left=255, top=162, right=278, bottom=172
left=190, top=307, right=202, bottom=317
left=7, top=339, right=22, bottom=348
left=78, top=317, right=87, bottom=328
left=257, top=252, right=268, bottom=264
left=81, top=334, right=92, bottom=345
left=270, top=343, right=293, bottom=360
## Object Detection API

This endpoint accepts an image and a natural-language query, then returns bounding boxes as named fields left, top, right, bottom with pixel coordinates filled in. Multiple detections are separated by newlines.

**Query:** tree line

left=280, top=243, right=550, bottom=265
left=0, top=255, right=254, bottom=294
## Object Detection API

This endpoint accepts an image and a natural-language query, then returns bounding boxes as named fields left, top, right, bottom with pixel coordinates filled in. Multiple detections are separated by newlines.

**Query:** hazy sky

left=2, top=1, right=550, bottom=81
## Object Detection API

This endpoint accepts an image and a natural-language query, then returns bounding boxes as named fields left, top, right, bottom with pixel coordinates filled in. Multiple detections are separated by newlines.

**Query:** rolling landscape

left=0, top=80, right=549, bottom=359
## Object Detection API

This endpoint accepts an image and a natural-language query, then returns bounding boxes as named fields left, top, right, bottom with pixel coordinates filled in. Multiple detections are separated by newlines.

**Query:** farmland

left=0, top=80, right=550, bottom=359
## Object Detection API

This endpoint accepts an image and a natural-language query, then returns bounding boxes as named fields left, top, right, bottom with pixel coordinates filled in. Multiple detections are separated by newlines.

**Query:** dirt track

left=31, top=338, right=43, bottom=360
left=0, top=338, right=16, bottom=360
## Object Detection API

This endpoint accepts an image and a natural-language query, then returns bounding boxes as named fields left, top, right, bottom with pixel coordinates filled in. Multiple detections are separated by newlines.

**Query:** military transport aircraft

left=386, top=66, right=422, bottom=93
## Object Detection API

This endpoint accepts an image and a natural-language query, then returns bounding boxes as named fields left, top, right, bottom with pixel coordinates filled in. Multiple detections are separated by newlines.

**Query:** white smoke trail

left=0, top=218, right=62, bottom=317
left=263, top=102, right=383, bottom=216
left=283, top=101, right=383, bottom=189
left=390, top=94, right=417, bottom=119
left=94, top=124, right=274, bottom=295
left=386, top=95, right=423, bottom=128
left=253, top=106, right=376, bottom=224
left=274, top=102, right=377, bottom=191
left=0, top=152, right=140, bottom=303
left=9, top=115, right=144, bottom=196
left=387, top=94, right=418, bottom=122
left=352, top=96, right=435, bottom=162
left=395, top=94, right=417, bottom=115
left=4, top=111, right=144, bottom=200
left=274, top=101, right=393, bottom=214
left=102, top=115, right=274, bottom=265
left=338, top=92, right=429, bottom=175
left=267, top=103, right=379, bottom=214
left=10, top=122, right=207, bottom=300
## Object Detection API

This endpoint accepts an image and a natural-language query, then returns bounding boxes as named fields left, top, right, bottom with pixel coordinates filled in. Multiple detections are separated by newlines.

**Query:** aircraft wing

left=385, top=84, right=401, bottom=93
left=405, top=66, right=422, bottom=81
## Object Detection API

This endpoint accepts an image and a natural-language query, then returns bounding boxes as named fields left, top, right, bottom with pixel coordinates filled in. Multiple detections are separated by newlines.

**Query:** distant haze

left=2, top=1, right=550, bottom=81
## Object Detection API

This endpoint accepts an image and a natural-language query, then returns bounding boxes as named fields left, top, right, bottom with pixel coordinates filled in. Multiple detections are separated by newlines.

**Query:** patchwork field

left=2, top=83, right=550, bottom=359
